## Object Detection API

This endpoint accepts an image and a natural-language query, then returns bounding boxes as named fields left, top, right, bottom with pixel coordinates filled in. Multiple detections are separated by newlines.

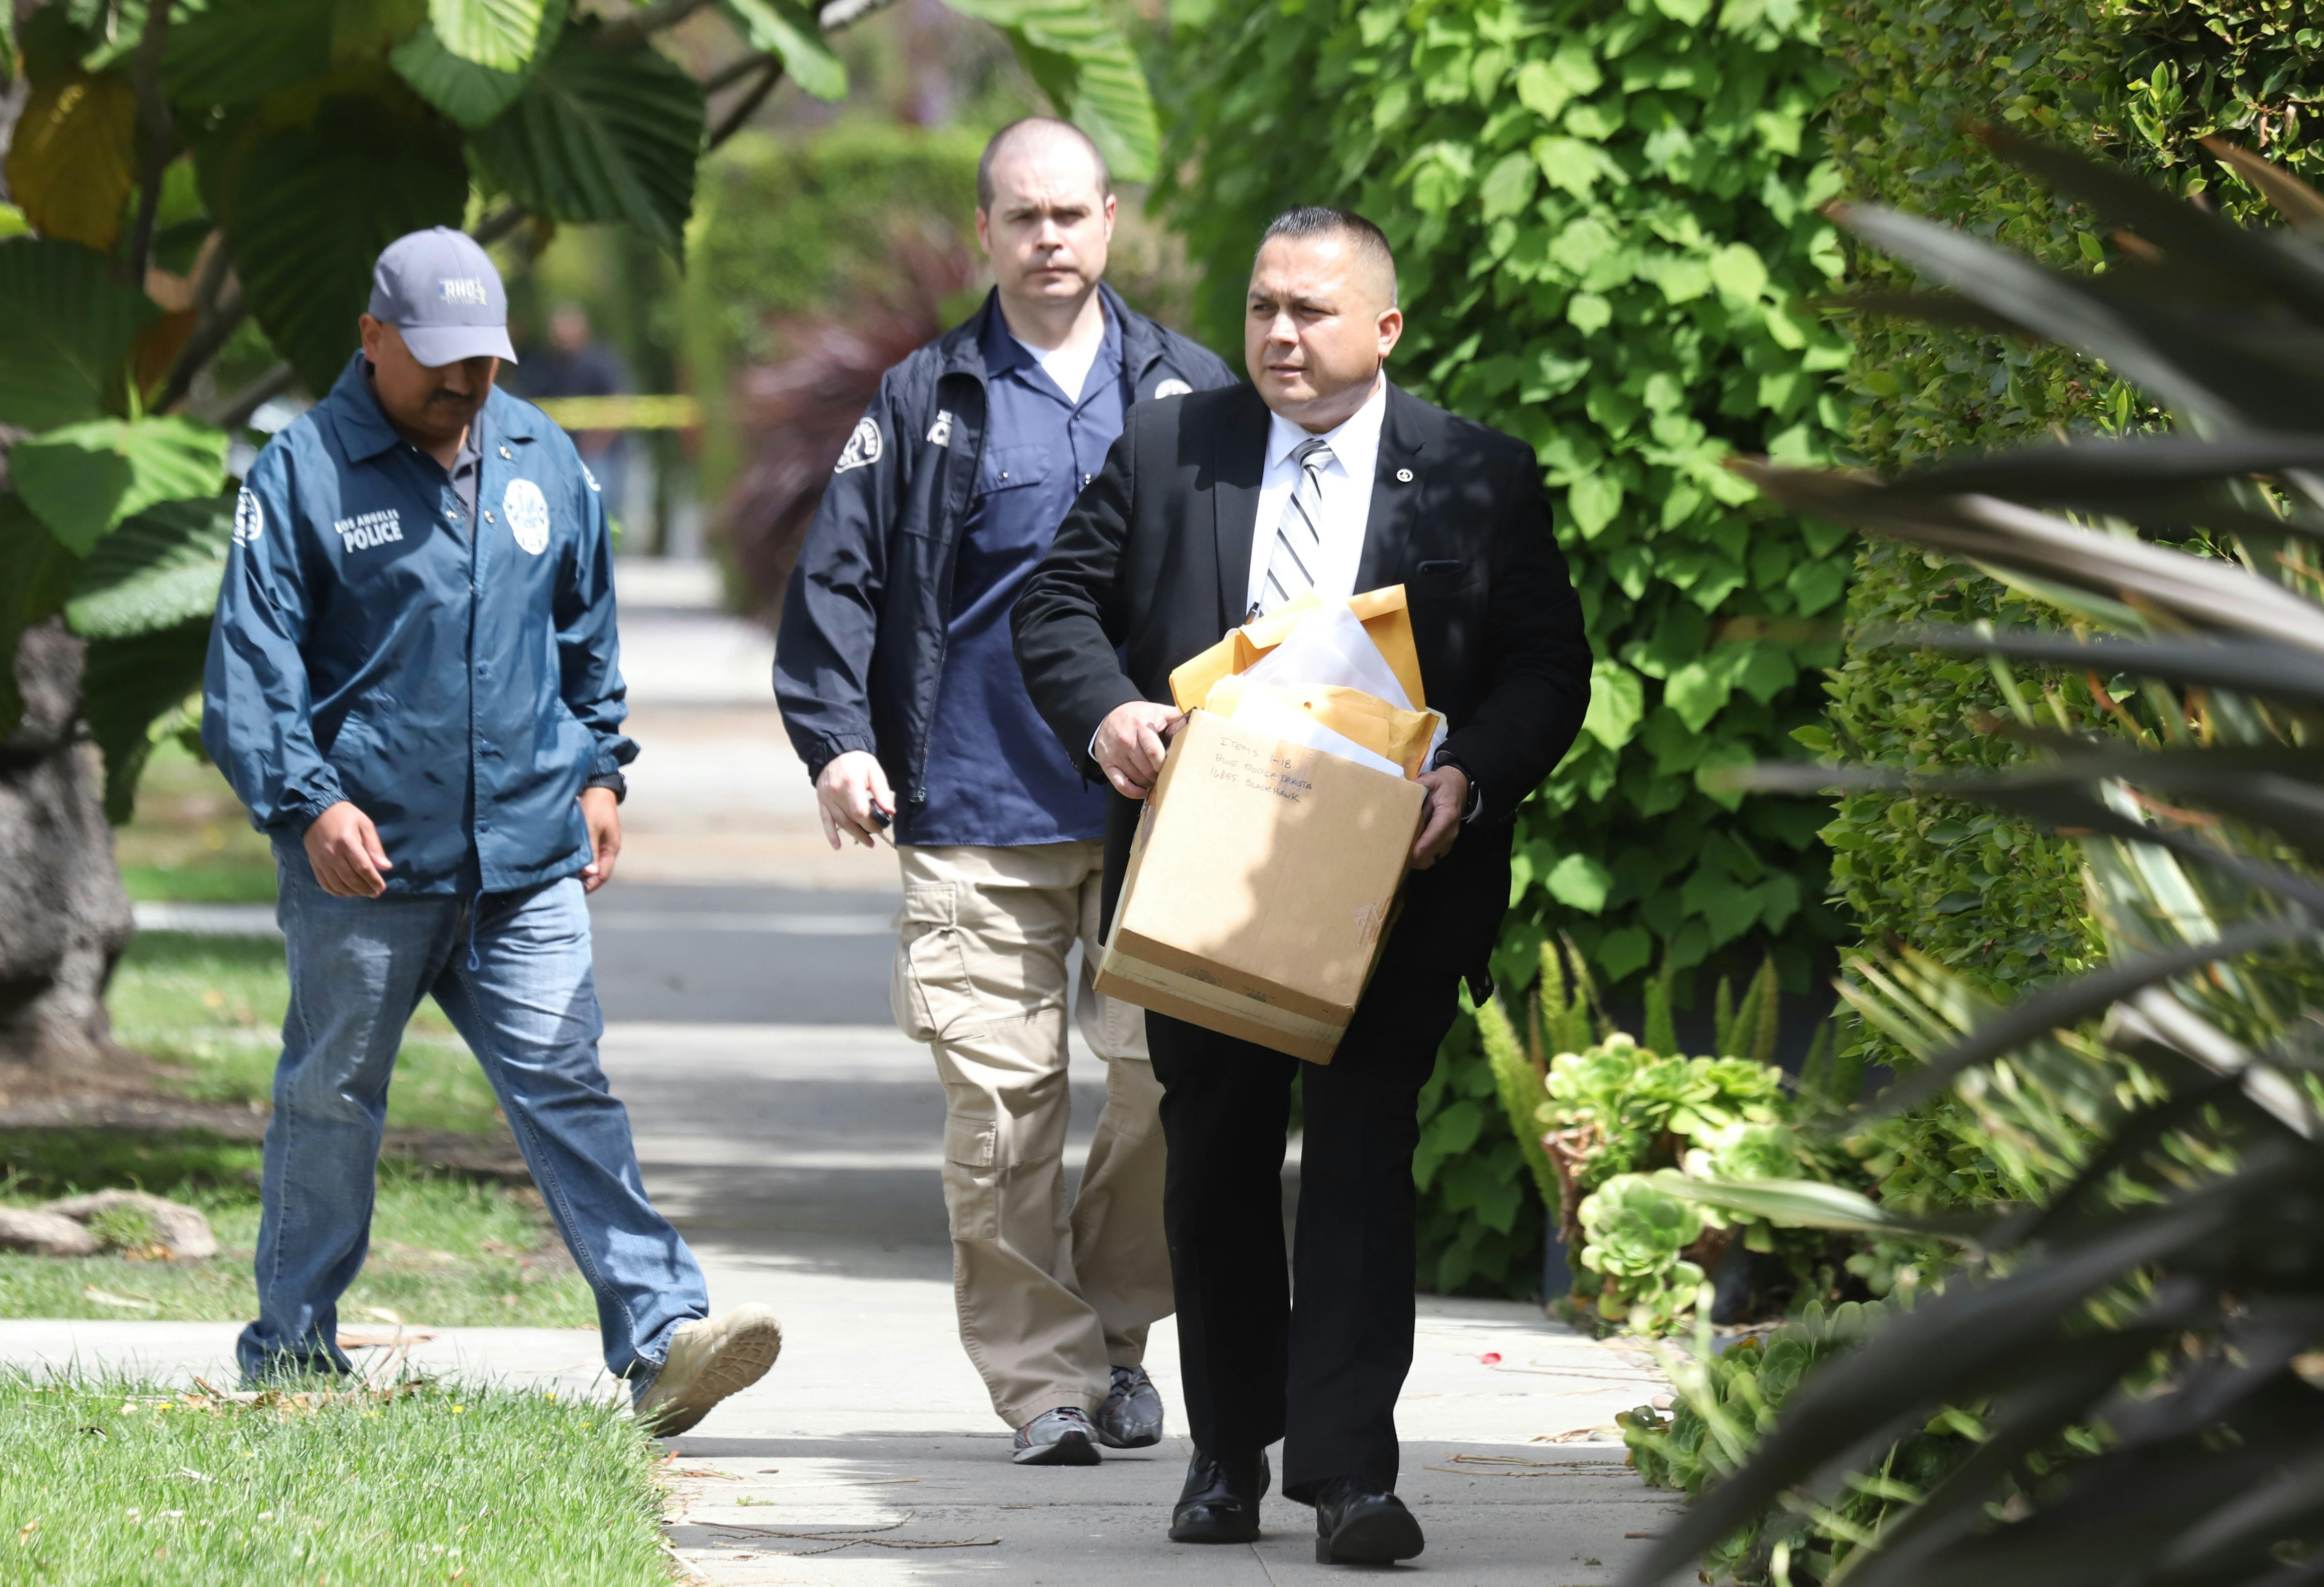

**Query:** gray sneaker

left=1097, top=1365, right=1163, bottom=1449
left=1013, top=1405, right=1103, bottom=1465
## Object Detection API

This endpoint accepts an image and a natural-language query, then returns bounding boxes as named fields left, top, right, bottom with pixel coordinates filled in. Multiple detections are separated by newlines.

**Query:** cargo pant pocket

left=941, top=1112, right=1000, bottom=1241
left=892, top=882, right=975, bottom=1043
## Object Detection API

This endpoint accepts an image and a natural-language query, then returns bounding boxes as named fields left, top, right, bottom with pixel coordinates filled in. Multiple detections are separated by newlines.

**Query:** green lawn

left=1, top=1374, right=671, bottom=1585
left=22, top=759, right=601, bottom=1330
left=113, top=740, right=278, bottom=904
left=6, top=935, right=589, bottom=1327
left=0, top=1131, right=596, bottom=1327
left=112, top=932, right=499, bottom=1138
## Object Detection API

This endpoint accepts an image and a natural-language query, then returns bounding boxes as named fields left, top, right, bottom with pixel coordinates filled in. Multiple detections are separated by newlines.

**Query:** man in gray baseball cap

left=368, top=225, right=522, bottom=364
left=204, top=228, right=784, bottom=1434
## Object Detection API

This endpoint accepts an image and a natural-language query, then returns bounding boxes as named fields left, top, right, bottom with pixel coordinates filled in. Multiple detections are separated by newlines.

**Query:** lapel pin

left=1396, top=468, right=1414, bottom=483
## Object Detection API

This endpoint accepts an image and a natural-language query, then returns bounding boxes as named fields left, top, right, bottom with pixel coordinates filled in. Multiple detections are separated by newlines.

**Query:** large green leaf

left=945, top=0, right=1159, bottom=183
left=332, top=0, right=432, bottom=58
left=2, top=69, right=140, bottom=252
left=163, top=0, right=335, bottom=108
left=10, top=419, right=230, bottom=556
left=82, top=618, right=213, bottom=823
left=67, top=496, right=236, bottom=640
left=428, top=0, right=554, bottom=72
left=0, top=236, right=158, bottom=429
left=390, top=0, right=561, bottom=129
left=212, top=96, right=468, bottom=394
left=1656, top=1172, right=1950, bottom=1237
left=717, top=0, right=845, bottom=101
left=1833, top=203, right=2245, bottom=431
left=0, top=495, right=87, bottom=737
left=468, top=27, right=704, bottom=258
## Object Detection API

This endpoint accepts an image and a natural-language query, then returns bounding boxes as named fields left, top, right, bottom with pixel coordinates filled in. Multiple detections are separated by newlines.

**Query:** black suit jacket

left=1012, top=379, right=1592, bottom=992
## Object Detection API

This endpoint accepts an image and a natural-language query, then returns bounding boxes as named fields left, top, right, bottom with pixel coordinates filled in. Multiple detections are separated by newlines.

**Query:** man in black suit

left=1012, top=207, right=1591, bottom=1564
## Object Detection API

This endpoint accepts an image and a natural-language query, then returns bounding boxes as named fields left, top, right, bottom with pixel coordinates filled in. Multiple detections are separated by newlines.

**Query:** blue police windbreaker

left=203, top=352, right=634, bottom=896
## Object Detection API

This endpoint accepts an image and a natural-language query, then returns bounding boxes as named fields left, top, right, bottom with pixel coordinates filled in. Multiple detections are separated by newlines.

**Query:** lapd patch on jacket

left=334, top=509, right=403, bottom=552
left=926, top=410, right=955, bottom=448
left=1152, top=379, right=1193, bottom=400
left=504, top=478, right=552, bottom=555
left=835, top=417, right=883, bottom=474
left=234, top=487, right=265, bottom=545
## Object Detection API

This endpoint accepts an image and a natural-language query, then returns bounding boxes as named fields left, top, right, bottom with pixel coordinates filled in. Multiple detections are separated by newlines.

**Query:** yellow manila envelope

left=1204, top=675, right=1441, bottom=781
left=1168, top=586, right=1427, bottom=714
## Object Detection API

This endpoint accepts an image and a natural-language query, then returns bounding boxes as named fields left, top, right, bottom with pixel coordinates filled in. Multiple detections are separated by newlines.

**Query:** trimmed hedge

left=1819, top=0, right=2324, bottom=1145
left=1160, top=0, right=1858, bottom=1293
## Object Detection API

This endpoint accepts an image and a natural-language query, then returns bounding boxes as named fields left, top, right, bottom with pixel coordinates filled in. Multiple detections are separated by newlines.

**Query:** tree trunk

left=0, top=623, right=136, bottom=1073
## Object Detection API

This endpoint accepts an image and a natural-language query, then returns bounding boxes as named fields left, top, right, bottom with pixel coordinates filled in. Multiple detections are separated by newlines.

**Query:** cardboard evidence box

left=1093, top=709, right=1426, bottom=1064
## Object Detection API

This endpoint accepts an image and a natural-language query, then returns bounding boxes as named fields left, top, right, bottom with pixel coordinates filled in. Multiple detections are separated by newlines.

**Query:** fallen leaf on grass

left=83, top=1286, right=157, bottom=1310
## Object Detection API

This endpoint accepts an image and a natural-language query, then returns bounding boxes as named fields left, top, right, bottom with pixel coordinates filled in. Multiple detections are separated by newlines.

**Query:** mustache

left=425, top=386, right=482, bottom=404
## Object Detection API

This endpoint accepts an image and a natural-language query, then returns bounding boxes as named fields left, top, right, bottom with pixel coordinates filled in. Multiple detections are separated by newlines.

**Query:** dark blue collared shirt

left=203, top=353, right=632, bottom=894
left=910, top=307, right=1124, bottom=847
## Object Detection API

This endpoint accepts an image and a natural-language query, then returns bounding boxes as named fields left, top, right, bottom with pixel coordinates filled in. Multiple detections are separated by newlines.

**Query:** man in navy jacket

left=775, top=119, right=1233, bottom=1465
left=205, top=229, right=778, bottom=1433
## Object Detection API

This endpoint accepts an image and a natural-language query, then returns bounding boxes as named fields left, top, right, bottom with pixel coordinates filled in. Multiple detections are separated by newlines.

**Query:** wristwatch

left=585, top=772, right=628, bottom=804
left=1433, top=753, right=1484, bottom=825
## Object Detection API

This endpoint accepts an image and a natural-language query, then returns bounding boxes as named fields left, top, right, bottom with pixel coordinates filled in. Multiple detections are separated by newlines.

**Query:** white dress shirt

left=1245, top=375, right=1388, bottom=616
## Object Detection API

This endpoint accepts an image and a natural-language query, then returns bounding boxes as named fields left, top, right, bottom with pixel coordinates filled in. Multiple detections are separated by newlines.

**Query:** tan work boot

left=633, top=1305, right=783, bottom=1436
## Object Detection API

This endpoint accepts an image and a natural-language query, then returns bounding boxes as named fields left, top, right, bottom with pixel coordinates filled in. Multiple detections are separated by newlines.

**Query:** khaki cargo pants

left=891, top=841, right=1170, bottom=1429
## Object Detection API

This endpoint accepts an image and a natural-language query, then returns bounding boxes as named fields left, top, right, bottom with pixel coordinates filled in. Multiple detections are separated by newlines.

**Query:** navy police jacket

left=203, top=353, right=634, bottom=895
left=773, top=285, right=1234, bottom=809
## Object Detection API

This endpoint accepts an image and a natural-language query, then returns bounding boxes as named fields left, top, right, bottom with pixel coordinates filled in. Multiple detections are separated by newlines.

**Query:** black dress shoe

left=1313, top=1478, right=1424, bottom=1565
left=1168, top=1448, right=1269, bottom=1543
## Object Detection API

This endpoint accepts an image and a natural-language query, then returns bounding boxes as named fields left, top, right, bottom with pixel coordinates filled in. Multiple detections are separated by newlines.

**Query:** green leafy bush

left=1413, top=1013, right=1549, bottom=1295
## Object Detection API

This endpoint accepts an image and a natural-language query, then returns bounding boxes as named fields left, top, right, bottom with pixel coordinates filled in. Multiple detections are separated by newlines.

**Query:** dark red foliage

left=717, top=233, right=976, bottom=625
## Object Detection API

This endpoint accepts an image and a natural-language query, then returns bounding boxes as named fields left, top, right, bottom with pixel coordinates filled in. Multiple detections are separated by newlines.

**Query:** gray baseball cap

left=366, top=227, right=520, bottom=367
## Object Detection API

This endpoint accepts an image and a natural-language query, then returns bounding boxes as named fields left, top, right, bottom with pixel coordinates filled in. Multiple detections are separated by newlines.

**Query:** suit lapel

left=1355, top=381, right=1428, bottom=591
left=1211, top=386, right=1269, bottom=631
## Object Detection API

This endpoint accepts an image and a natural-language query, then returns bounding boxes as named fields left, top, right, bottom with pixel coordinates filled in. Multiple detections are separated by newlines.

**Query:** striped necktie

left=1260, top=436, right=1334, bottom=615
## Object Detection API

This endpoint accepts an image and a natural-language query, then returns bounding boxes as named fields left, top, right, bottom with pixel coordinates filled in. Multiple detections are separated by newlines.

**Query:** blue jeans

left=238, top=843, right=707, bottom=1385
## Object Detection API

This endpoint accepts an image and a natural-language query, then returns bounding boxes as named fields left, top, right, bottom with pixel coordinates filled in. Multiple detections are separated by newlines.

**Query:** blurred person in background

left=774, top=118, right=1234, bottom=1466
left=513, top=301, right=633, bottom=522
left=204, top=228, right=781, bottom=1434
